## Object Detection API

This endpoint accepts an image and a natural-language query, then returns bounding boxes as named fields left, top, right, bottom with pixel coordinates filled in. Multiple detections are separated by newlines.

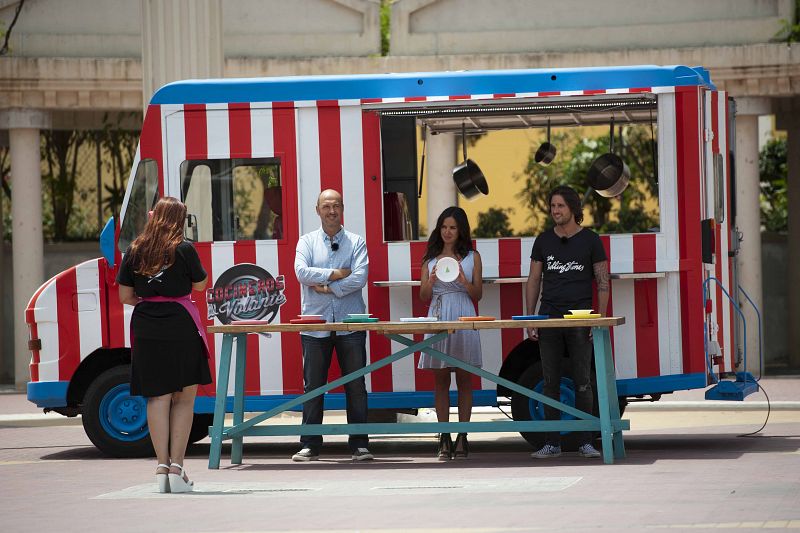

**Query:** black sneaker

left=291, top=447, right=319, bottom=462
left=351, top=448, right=374, bottom=461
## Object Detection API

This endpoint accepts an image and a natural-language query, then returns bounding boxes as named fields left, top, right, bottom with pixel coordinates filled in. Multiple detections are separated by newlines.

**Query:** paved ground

left=1, top=378, right=798, bottom=532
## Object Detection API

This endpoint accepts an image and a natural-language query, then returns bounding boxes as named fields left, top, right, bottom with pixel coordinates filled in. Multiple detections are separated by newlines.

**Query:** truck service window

left=118, top=159, right=159, bottom=251
left=374, top=95, right=660, bottom=239
left=180, top=158, right=282, bottom=242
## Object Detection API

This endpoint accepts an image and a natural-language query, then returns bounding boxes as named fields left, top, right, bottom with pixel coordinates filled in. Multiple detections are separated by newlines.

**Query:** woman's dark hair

left=422, top=206, right=473, bottom=263
left=127, top=197, right=187, bottom=277
left=548, top=185, right=584, bottom=225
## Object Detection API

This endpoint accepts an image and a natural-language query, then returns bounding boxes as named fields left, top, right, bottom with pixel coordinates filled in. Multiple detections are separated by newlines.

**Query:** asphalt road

left=1, top=398, right=799, bottom=533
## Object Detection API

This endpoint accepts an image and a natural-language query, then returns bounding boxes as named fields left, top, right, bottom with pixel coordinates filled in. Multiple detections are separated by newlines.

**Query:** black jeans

left=538, top=326, right=593, bottom=447
left=300, top=331, right=369, bottom=451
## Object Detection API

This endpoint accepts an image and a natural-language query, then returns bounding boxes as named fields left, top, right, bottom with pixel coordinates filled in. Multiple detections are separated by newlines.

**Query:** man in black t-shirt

left=525, top=185, right=609, bottom=459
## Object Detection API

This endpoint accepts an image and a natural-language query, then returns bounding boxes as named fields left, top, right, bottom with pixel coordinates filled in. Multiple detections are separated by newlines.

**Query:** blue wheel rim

left=98, top=383, right=149, bottom=442
left=529, top=377, right=577, bottom=435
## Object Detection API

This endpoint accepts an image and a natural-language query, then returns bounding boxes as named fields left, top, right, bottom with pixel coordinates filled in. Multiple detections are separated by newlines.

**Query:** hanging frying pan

left=587, top=117, right=630, bottom=198
left=534, top=118, right=557, bottom=165
left=452, top=123, right=489, bottom=199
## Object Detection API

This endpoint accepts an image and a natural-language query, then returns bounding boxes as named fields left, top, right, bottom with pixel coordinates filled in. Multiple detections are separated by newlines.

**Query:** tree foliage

left=759, top=137, right=788, bottom=233
left=42, top=130, right=90, bottom=241
left=515, top=125, right=659, bottom=235
left=99, top=113, right=139, bottom=220
left=474, top=207, right=514, bottom=238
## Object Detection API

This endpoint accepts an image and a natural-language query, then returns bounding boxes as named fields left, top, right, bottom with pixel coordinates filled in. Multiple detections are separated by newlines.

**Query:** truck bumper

left=27, top=381, right=69, bottom=408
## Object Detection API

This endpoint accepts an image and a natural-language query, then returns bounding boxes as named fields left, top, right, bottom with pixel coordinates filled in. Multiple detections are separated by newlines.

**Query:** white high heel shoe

left=156, top=463, right=170, bottom=493
left=168, top=463, right=194, bottom=493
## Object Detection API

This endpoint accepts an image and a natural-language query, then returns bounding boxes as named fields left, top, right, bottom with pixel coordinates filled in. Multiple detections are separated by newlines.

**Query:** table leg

left=231, top=333, right=247, bottom=465
left=208, top=333, right=233, bottom=469
left=592, top=327, right=621, bottom=464
left=600, top=328, right=625, bottom=459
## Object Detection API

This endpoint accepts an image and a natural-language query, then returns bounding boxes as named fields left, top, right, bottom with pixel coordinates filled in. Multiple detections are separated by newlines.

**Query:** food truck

left=25, top=65, right=753, bottom=456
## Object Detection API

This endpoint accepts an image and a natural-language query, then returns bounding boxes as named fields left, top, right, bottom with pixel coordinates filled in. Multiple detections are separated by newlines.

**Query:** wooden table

left=206, top=317, right=628, bottom=467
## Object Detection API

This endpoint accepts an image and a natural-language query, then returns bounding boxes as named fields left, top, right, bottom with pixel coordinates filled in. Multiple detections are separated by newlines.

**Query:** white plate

left=568, top=309, right=594, bottom=315
left=347, top=313, right=372, bottom=319
left=399, top=317, right=439, bottom=322
left=298, top=314, right=323, bottom=319
left=436, top=257, right=460, bottom=283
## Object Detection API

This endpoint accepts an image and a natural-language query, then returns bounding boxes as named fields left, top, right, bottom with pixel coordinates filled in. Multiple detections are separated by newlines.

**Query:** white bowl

left=568, top=309, right=594, bottom=315
left=436, top=257, right=460, bottom=283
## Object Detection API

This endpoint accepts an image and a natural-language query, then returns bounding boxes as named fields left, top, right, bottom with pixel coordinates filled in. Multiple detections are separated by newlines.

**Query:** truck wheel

left=82, top=365, right=153, bottom=458
left=510, top=360, right=626, bottom=450
left=188, top=413, right=214, bottom=444
left=510, top=361, right=577, bottom=450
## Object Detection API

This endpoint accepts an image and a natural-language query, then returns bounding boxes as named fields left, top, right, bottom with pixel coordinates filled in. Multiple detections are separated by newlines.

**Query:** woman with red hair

left=117, top=196, right=210, bottom=493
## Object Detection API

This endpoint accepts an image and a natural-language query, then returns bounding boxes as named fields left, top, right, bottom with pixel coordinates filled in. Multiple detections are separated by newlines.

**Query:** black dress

left=117, top=241, right=212, bottom=397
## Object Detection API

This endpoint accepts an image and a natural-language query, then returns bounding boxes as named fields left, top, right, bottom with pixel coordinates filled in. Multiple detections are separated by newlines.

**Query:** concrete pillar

left=0, top=109, right=51, bottom=390
left=777, top=107, right=800, bottom=370
left=734, top=98, right=770, bottom=376
left=425, top=132, right=458, bottom=236
left=140, top=0, right=223, bottom=105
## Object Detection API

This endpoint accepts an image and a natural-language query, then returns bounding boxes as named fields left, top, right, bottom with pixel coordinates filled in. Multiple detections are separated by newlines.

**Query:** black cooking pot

left=587, top=120, right=630, bottom=198
left=453, top=158, right=489, bottom=199
left=534, top=119, right=556, bottom=166
left=452, top=124, right=489, bottom=199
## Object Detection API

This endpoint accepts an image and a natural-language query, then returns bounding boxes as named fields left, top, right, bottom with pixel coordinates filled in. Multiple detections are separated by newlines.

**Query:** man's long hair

left=127, top=197, right=187, bottom=277
left=548, top=185, right=584, bottom=224
left=423, top=206, right=473, bottom=263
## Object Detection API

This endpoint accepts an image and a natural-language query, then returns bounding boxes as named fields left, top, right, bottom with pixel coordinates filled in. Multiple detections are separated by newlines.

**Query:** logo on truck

left=206, top=263, right=286, bottom=324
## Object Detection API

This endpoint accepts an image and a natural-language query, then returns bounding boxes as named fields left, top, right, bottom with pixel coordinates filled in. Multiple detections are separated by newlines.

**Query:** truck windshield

left=118, top=159, right=159, bottom=252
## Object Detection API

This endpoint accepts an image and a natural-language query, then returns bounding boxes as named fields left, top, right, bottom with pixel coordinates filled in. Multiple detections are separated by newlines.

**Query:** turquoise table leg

left=600, top=328, right=625, bottom=459
left=231, top=333, right=247, bottom=465
left=592, top=327, right=622, bottom=464
left=208, top=333, right=233, bottom=469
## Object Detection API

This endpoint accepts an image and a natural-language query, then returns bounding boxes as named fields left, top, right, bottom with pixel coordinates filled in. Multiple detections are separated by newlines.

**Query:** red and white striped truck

left=26, top=65, right=750, bottom=456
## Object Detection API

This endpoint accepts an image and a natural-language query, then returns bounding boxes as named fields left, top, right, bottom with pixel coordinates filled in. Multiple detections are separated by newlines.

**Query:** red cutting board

left=289, top=318, right=327, bottom=324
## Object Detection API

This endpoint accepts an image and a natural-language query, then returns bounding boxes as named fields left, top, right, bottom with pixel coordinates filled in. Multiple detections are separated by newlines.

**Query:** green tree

left=99, top=113, right=139, bottom=220
left=380, top=0, right=392, bottom=56
left=759, top=137, right=788, bottom=233
left=516, top=125, right=658, bottom=234
left=474, top=207, right=513, bottom=238
left=42, top=130, right=90, bottom=241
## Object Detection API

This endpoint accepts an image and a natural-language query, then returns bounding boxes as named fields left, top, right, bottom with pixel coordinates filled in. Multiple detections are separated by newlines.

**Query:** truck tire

left=82, top=365, right=153, bottom=458
left=510, top=359, right=605, bottom=451
left=188, top=413, right=214, bottom=444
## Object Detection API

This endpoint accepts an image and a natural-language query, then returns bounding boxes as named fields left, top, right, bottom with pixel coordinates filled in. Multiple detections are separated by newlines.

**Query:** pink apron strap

left=136, top=295, right=210, bottom=358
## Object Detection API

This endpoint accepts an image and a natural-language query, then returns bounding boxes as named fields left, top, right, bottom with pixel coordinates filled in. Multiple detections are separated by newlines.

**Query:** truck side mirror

left=186, top=213, right=199, bottom=242
left=100, top=216, right=116, bottom=267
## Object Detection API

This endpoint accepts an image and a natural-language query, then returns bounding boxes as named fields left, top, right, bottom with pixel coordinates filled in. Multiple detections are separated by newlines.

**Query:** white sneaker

left=577, top=443, right=601, bottom=458
left=291, top=447, right=319, bottom=462
left=351, top=448, right=374, bottom=461
left=531, top=444, right=562, bottom=459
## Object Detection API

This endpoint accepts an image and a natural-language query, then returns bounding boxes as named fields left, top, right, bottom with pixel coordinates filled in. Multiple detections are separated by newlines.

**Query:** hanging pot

left=452, top=124, right=489, bottom=199
left=587, top=118, right=631, bottom=198
left=534, top=118, right=557, bottom=165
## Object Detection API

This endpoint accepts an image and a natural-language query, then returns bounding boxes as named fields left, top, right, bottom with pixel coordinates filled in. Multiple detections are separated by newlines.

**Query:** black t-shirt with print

left=530, top=228, right=607, bottom=318
left=117, top=240, right=207, bottom=340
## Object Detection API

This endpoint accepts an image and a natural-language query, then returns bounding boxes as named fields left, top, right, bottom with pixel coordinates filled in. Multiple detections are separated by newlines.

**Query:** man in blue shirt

left=292, top=189, right=372, bottom=462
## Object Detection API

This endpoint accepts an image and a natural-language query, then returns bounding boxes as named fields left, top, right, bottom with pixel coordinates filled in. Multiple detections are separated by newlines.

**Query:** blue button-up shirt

left=294, top=226, right=369, bottom=337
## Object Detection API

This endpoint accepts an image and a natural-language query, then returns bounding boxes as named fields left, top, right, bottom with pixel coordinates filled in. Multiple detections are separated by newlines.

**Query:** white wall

left=390, top=0, right=794, bottom=55
left=0, top=0, right=381, bottom=58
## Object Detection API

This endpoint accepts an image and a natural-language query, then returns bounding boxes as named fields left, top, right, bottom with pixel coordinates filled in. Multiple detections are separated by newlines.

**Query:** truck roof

left=150, top=65, right=714, bottom=105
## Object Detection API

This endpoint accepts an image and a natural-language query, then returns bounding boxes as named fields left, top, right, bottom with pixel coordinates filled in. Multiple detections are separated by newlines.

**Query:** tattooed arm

left=593, top=260, right=610, bottom=316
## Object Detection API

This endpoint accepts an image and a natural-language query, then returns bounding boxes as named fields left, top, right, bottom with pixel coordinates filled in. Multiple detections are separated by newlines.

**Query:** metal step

left=704, top=372, right=759, bottom=401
